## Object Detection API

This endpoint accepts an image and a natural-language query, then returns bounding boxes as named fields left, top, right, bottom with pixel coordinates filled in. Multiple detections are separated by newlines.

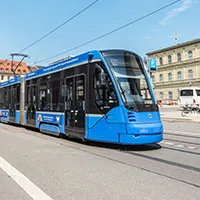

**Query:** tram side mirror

left=99, top=72, right=107, bottom=87
left=95, top=64, right=107, bottom=87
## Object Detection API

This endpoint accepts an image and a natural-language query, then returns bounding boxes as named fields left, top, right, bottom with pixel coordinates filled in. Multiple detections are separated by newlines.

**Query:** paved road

left=159, top=105, right=180, bottom=112
left=0, top=123, right=199, bottom=200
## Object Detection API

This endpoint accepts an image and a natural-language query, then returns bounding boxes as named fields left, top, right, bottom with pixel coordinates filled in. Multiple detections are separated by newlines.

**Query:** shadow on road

left=64, top=136, right=162, bottom=152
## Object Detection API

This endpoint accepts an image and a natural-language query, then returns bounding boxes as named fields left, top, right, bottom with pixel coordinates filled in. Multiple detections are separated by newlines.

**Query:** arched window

left=159, top=57, right=163, bottom=65
left=177, top=71, right=182, bottom=80
left=168, top=55, right=172, bottom=64
left=160, top=74, right=164, bottom=82
left=177, top=53, right=181, bottom=62
left=188, top=69, right=193, bottom=79
left=168, top=91, right=173, bottom=99
left=168, top=72, right=172, bottom=81
left=151, top=75, right=155, bottom=83
left=160, top=92, right=164, bottom=99
left=188, top=51, right=193, bottom=59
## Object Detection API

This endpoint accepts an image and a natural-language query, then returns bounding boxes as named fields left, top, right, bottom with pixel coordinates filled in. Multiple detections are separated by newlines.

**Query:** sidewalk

left=160, top=105, right=200, bottom=123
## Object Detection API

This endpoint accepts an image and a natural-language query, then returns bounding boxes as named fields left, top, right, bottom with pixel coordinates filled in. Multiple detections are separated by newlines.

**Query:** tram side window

left=0, top=89, right=3, bottom=108
left=11, top=87, right=16, bottom=109
left=0, top=88, right=9, bottom=109
left=39, top=83, right=48, bottom=111
left=93, top=63, right=118, bottom=111
left=0, top=89, right=5, bottom=108
left=27, top=86, right=36, bottom=112
left=49, top=80, right=62, bottom=112
left=16, top=86, right=20, bottom=110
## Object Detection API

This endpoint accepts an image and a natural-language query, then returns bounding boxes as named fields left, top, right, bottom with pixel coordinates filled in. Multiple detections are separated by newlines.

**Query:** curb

left=161, top=117, right=200, bottom=124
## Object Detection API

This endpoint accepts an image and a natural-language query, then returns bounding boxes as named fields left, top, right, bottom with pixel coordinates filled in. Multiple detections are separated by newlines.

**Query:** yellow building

left=146, top=39, right=200, bottom=104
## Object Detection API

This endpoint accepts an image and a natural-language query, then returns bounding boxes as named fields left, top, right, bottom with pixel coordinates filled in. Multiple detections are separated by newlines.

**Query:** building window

left=188, top=51, right=193, bottom=59
left=23, top=70, right=26, bottom=73
left=1, top=75, right=4, bottom=80
left=177, top=71, right=182, bottom=80
left=168, top=55, right=172, bottom=64
left=18, top=69, right=21, bottom=73
left=8, top=76, right=10, bottom=80
left=6, top=68, right=9, bottom=72
left=188, top=69, right=193, bottom=79
left=177, top=53, right=181, bottom=62
left=0, top=62, right=3, bottom=66
left=160, top=74, right=164, bottom=82
left=160, top=92, right=164, bottom=99
left=0, top=68, right=4, bottom=72
left=168, top=91, right=173, bottom=99
left=151, top=75, right=155, bottom=83
left=159, top=57, right=163, bottom=65
left=168, top=72, right=172, bottom=81
left=7, top=63, right=10, bottom=66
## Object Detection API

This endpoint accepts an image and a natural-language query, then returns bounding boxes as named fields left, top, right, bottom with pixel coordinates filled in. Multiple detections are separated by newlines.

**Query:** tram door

left=65, top=75, right=85, bottom=138
left=26, top=85, right=36, bottom=127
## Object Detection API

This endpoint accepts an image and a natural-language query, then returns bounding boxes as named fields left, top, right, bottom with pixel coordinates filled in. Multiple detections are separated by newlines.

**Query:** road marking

left=187, top=146, right=197, bottom=150
left=163, top=142, right=174, bottom=145
left=175, top=144, right=184, bottom=148
left=162, top=141, right=199, bottom=151
left=164, top=130, right=200, bottom=137
left=0, top=156, right=53, bottom=200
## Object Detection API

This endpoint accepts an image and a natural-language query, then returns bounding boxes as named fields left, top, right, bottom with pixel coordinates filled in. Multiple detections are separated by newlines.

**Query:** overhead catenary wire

left=35, top=0, right=182, bottom=64
left=17, top=0, right=100, bottom=53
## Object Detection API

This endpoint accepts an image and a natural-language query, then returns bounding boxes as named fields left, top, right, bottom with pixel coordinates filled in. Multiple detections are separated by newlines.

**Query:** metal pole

left=20, top=76, right=25, bottom=125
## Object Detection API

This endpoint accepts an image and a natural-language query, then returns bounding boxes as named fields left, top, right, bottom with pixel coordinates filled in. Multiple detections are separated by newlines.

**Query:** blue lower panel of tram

left=86, top=107, right=163, bottom=145
left=15, top=110, right=20, bottom=124
left=35, top=112, right=65, bottom=134
left=0, top=110, right=9, bottom=123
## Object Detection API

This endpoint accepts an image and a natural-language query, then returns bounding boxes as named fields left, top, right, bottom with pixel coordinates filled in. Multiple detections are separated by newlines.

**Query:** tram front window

left=103, top=51, right=155, bottom=111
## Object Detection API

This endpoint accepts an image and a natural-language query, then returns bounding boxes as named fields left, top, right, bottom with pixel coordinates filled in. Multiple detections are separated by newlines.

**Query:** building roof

left=27, top=66, right=39, bottom=72
left=146, top=38, right=200, bottom=55
left=0, top=60, right=33, bottom=75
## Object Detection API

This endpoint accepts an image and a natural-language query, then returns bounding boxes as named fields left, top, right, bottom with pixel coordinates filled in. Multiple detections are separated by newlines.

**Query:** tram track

left=160, top=145, right=200, bottom=155
left=164, top=132, right=200, bottom=139
left=163, top=138, right=200, bottom=146
left=120, top=150, right=200, bottom=173
left=3, top=124, right=200, bottom=188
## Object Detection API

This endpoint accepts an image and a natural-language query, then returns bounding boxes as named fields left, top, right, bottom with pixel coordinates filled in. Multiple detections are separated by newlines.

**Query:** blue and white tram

left=0, top=50, right=163, bottom=145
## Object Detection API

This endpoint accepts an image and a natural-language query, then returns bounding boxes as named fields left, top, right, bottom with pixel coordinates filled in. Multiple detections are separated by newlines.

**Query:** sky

left=0, top=0, right=199, bottom=66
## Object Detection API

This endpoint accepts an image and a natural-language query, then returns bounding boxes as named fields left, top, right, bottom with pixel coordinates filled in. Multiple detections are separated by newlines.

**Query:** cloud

left=160, top=0, right=195, bottom=25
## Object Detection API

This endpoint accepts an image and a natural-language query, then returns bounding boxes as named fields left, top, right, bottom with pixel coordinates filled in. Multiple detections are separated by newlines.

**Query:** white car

left=178, top=87, right=200, bottom=107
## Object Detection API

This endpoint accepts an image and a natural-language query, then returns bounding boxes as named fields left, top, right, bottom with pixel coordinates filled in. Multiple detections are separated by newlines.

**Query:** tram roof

left=25, top=50, right=97, bottom=80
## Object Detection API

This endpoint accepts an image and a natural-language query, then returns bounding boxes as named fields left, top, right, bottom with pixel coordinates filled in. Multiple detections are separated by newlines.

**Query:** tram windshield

left=103, top=51, right=155, bottom=110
